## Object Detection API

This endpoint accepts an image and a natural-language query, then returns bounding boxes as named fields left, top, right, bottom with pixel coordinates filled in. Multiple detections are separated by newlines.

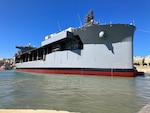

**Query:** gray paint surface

left=16, top=23, right=136, bottom=70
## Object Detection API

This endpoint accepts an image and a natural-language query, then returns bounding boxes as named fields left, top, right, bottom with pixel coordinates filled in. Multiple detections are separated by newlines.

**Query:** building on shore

left=144, top=56, right=150, bottom=66
left=0, top=58, right=15, bottom=70
left=133, top=56, right=144, bottom=66
left=134, top=55, right=150, bottom=66
left=134, top=55, right=150, bottom=73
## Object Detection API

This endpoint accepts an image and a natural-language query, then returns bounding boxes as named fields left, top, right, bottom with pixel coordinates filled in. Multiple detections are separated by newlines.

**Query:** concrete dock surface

left=0, top=104, right=150, bottom=113
left=0, top=109, right=77, bottom=113
left=138, top=103, right=150, bottom=113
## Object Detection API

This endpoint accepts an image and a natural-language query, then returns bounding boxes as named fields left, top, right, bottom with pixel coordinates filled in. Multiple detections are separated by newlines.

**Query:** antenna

left=133, top=19, right=135, bottom=25
left=78, top=13, right=82, bottom=27
left=57, top=21, right=61, bottom=31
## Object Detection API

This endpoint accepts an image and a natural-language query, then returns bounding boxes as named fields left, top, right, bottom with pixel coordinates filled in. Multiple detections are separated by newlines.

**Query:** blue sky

left=0, top=0, right=150, bottom=58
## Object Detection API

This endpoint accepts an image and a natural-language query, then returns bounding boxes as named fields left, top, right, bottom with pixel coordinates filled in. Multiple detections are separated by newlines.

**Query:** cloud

left=138, top=29, right=150, bottom=33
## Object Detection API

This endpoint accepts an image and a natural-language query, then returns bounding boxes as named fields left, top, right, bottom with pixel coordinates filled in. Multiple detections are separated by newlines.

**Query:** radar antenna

left=85, top=10, right=94, bottom=25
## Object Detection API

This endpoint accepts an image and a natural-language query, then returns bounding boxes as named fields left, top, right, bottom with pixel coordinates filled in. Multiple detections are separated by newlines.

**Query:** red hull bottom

left=0, top=67, right=5, bottom=70
left=17, top=68, right=135, bottom=77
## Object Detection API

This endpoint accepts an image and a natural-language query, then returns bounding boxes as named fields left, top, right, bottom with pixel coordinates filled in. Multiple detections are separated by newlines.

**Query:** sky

left=0, top=0, right=150, bottom=58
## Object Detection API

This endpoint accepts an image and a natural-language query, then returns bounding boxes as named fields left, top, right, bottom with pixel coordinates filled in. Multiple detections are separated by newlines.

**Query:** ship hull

left=0, top=67, right=5, bottom=70
left=17, top=68, right=135, bottom=77
left=15, top=24, right=136, bottom=77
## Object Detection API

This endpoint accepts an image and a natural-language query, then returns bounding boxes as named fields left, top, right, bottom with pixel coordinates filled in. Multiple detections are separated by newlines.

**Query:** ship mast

left=84, top=10, right=94, bottom=26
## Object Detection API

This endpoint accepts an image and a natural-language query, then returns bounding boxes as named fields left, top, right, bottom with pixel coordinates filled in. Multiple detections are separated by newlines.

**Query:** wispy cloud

left=138, top=29, right=150, bottom=33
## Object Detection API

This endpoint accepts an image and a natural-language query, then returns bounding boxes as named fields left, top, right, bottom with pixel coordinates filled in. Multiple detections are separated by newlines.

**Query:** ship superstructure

left=15, top=10, right=136, bottom=77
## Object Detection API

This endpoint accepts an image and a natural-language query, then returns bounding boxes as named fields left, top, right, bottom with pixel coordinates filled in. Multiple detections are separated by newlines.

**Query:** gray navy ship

left=15, top=10, right=136, bottom=77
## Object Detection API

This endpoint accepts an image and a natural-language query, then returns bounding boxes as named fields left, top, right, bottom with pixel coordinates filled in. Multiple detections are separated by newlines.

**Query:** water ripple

left=0, top=71, right=150, bottom=113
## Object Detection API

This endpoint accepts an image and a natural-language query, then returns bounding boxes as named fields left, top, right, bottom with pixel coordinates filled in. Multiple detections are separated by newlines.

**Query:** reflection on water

left=0, top=70, right=150, bottom=113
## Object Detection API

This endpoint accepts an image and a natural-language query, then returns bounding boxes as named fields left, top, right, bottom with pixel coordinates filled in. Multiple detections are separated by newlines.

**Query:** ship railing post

left=32, top=53, right=34, bottom=61
left=28, top=54, right=29, bottom=61
left=36, top=51, right=38, bottom=60
left=43, top=49, right=46, bottom=61
left=25, top=54, right=27, bottom=62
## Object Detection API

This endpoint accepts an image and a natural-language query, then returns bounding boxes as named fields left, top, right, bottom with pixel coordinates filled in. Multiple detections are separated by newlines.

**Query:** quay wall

left=134, top=66, right=150, bottom=74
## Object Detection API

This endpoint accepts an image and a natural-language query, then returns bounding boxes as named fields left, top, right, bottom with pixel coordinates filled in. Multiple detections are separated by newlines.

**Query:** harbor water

left=0, top=70, right=150, bottom=113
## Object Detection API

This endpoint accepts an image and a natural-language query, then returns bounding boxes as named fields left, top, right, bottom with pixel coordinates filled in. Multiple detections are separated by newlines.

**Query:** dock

left=0, top=109, right=76, bottom=113
left=138, top=103, right=150, bottom=113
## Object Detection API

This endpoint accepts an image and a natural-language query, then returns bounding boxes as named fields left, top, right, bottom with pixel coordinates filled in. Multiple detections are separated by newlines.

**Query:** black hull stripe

left=16, top=68, right=134, bottom=72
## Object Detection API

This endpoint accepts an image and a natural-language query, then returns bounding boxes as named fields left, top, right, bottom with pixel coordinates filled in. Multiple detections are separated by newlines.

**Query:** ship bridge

left=41, top=27, right=75, bottom=46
